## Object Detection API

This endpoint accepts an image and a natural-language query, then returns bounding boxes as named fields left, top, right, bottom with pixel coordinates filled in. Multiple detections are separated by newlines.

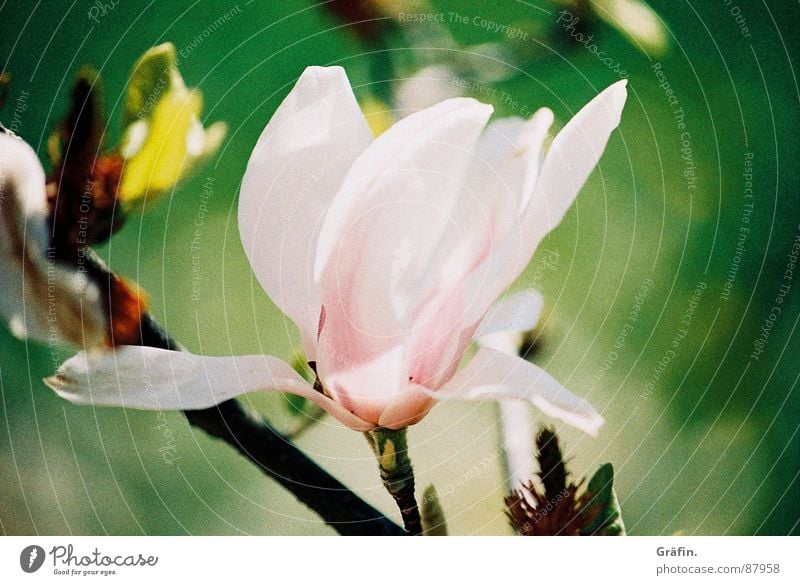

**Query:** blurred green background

left=1, top=0, right=798, bottom=535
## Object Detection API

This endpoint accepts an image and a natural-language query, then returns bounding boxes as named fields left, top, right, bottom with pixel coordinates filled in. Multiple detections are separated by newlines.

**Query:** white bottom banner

left=1, top=536, right=797, bottom=583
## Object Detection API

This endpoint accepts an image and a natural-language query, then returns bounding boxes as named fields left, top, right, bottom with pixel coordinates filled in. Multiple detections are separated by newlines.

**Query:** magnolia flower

left=0, top=130, right=107, bottom=347
left=48, top=66, right=626, bottom=434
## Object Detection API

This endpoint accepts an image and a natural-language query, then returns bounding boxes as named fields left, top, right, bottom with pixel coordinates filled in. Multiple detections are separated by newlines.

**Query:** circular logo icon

left=20, top=545, right=46, bottom=573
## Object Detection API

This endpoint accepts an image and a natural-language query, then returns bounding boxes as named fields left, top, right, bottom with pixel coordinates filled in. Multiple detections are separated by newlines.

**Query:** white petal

left=466, top=108, right=554, bottom=232
left=436, top=348, right=604, bottom=435
left=46, top=346, right=374, bottom=431
left=0, top=132, right=105, bottom=347
left=238, top=66, right=372, bottom=356
left=474, top=292, right=541, bottom=488
left=474, top=330, right=523, bottom=356
left=418, top=109, right=554, bottom=301
left=474, top=289, right=544, bottom=339
left=409, top=111, right=553, bottom=312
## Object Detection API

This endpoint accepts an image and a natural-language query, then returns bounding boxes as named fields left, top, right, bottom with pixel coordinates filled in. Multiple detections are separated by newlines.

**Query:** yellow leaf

left=118, top=43, right=226, bottom=206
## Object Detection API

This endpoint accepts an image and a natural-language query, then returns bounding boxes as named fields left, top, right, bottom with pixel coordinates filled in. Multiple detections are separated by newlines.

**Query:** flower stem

left=368, top=428, right=422, bottom=535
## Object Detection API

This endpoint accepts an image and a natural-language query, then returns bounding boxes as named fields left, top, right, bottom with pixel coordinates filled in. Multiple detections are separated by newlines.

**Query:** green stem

left=368, top=428, right=422, bottom=535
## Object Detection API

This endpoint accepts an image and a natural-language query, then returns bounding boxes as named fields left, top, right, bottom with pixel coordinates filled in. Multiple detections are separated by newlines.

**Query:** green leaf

left=578, top=463, right=626, bottom=536
left=118, top=43, right=226, bottom=206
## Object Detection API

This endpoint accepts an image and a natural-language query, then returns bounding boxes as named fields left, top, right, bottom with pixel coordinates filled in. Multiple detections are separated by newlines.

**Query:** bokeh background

left=1, top=0, right=798, bottom=535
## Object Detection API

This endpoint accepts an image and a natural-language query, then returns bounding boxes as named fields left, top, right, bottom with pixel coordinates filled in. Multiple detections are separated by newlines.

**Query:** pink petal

left=314, top=98, right=492, bottom=408
left=315, top=342, right=408, bottom=426
left=402, top=113, right=555, bottom=387
left=377, top=385, right=434, bottom=430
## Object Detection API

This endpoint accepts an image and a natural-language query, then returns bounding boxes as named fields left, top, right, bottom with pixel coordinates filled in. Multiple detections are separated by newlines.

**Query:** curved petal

left=239, top=66, right=373, bottom=356
left=0, top=132, right=106, bottom=347
left=518, top=80, right=628, bottom=262
left=435, top=347, right=604, bottom=436
left=314, top=98, right=493, bottom=412
left=45, top=346, right=374, bottom=431
left=463, top=82, right=627, bottom=327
